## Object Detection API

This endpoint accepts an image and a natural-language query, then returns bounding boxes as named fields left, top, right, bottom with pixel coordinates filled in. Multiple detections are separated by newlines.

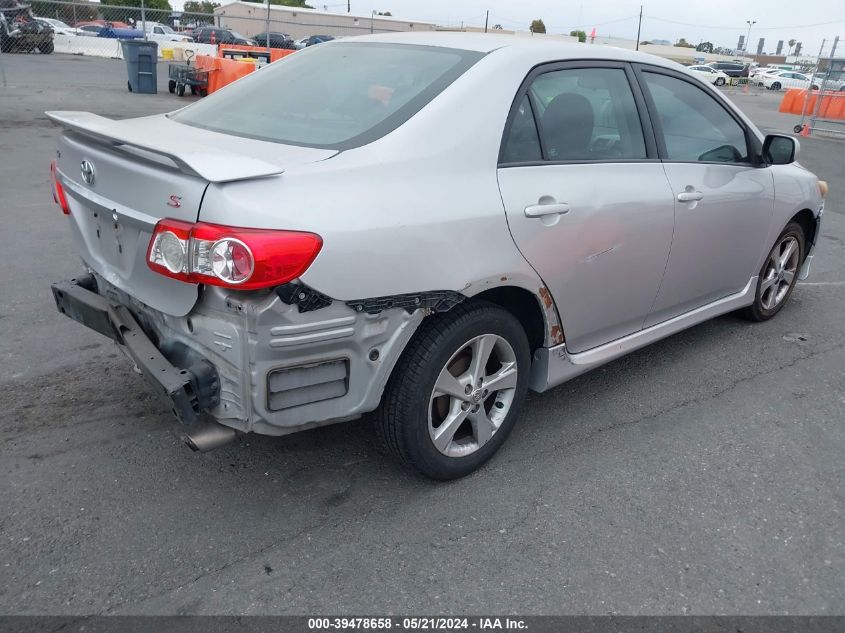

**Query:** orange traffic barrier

left=194, top=54, right=256, bottom=94
left=779, top=88, right=845, bottom=120
left=218, top=44, right=296, bottom=63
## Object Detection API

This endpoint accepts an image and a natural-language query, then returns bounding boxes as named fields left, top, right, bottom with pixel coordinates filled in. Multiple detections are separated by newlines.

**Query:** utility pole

left=347, top=0, right=350, bottom=13
left=744, top=20, right=756, bottom=60
left=484, top=10, right=489, bottom=33
left=635, top=5, right=642, bottom=51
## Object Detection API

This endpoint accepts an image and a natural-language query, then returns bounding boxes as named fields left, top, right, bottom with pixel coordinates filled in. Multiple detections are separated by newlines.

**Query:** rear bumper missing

left=51, top=275, right=220, bottom=424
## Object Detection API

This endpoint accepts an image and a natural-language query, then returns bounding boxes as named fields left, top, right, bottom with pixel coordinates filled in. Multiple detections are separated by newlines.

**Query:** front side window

left=642, top=71, right=749, bottom=163
left=501, top=66, right=646, bottom=163
left=172, top=42, right=483, bottom=149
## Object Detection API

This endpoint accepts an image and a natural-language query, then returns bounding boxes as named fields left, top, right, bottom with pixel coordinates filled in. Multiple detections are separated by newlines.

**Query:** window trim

left=631, top=63, right=763, bottom=167
left=498, top=60, right=659, bottom=168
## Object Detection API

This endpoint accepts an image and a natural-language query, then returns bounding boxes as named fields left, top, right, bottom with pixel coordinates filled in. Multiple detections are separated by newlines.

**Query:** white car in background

left=144, top=22, right=193, bottom=42
left=35, top=17, right=79, bottom=36
left=811, top=73, right=845, bottom=91
left=761, top=70, right=819, bottom=91
left=751, top=66, right=786, bottom=79
left=686, top=64, right=729, bottom=86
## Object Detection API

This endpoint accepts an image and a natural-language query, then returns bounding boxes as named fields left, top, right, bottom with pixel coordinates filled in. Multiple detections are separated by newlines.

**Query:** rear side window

left=501, top=66, right=646, bottom=163
left=172, top=42, right=484, bottom=149
left=641, top=71, right=749, bottom=163
left=500, top=95, right=542, bottom=163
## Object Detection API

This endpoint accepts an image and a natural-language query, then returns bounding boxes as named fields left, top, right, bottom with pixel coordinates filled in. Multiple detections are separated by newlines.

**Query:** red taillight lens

left=50, top=160, right=70, bottom=215
left=147, top=219, right=322, bottom=290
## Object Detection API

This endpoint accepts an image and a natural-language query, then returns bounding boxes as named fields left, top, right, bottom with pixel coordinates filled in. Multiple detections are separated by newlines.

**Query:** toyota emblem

left=80, top=160, right=95, bottom=186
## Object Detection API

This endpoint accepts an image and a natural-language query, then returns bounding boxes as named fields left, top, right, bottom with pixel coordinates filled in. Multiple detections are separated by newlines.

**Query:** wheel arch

left=465, top=284, right=563, bottom=352
left=790, top=208, right=818, bottom=258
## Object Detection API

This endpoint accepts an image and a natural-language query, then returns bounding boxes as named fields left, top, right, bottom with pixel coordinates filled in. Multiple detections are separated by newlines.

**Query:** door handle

left=677, top=189, right=704, bottom=203
left=525, top=200, right=570, bottom=218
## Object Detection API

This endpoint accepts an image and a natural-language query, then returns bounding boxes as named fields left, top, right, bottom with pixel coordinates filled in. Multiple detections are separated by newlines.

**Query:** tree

left=530, top=19, right=546, bottom=34
left=183, top=0, right=219, bottom=14
left=788, top=38, right=796, bottom=55
left=376, top=11, right=392, bottom=16
left=107, top=0, right=173, bottom=10
left=492, top=23, right=503, bottom=30
left=674, top=37, right=695, bottom=48
left=639, top=40, right=652, bottom=46
left=570, top=29, right=586, bottom=43
left=696, top=41, right=714, bottom=53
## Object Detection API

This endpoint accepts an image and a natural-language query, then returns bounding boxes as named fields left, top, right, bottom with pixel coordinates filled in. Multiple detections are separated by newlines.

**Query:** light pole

left=371, top=10, right=376, bottom=33
left=745, top=20, right=756, bottom=60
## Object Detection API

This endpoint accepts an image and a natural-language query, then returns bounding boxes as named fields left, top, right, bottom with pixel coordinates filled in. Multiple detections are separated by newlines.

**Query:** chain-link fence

left=9, top=0, right=433, bottom=58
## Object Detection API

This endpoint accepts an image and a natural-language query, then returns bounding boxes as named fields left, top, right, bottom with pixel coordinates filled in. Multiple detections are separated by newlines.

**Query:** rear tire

left=168, top=79, right=176, bottom=93
left=715, top=77, right=725, bottom=86
left=38, top=40, right=53, bottom=54
left=740, top=222, right=805, bottom=322
left=771, top=81, right=782, bottom=90
left=375, top=301, right=531, bottom=480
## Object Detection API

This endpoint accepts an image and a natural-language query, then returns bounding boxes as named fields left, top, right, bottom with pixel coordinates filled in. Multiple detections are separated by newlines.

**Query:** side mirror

left=762, top=134, right=799, bottom=165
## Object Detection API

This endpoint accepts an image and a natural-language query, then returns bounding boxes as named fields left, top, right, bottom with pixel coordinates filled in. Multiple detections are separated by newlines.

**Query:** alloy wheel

left=761, top=235, right=800, bottom=310
left=428, top=334, right=518, bottom=458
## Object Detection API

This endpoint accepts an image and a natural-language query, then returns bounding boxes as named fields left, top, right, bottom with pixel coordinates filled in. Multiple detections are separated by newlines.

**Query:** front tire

left=375, top=302, right=531, bottom=480
left=771, top=81, right=782, bottom=90
left=740, top=222, right=805, bottom=322
left=715, top=77, right=725, bottom=86
left=38, top=40, right=53, bottom=54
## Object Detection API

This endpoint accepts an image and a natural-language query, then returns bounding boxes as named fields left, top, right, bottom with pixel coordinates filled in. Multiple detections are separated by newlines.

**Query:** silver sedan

left=48, top=33, right=826, bottom=479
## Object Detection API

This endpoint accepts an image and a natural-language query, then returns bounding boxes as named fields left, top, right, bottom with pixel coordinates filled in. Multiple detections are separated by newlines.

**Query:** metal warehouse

left=214, top=1, right=437, bottom=40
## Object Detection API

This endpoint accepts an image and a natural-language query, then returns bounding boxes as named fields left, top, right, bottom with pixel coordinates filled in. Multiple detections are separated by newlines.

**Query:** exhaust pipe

left=181, top=422, right=239, bottom=452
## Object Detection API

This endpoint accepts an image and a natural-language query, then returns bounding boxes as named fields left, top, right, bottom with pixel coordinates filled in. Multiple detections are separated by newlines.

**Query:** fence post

left=810, top=36, right=839, bottom=133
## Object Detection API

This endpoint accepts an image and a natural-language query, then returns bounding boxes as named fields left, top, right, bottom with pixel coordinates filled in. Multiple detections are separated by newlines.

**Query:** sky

left=288, top=0, right=844, bottom=58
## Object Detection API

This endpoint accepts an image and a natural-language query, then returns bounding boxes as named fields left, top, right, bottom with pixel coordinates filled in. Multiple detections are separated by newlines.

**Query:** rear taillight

left=50, top=160, right=70, bottom=215
left=147, top=219, right=322, bottom=290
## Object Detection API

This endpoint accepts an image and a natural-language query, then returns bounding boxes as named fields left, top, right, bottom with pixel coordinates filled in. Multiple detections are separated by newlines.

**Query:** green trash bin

left=121, top=40, right=158, bottom=94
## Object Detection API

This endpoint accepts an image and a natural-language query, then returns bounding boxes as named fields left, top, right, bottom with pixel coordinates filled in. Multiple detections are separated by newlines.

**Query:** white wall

left=52, top=34, right=216, bottom=59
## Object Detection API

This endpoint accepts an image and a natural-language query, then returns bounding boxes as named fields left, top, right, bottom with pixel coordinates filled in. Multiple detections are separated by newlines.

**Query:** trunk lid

left=49, top=111, right=336, bottom=316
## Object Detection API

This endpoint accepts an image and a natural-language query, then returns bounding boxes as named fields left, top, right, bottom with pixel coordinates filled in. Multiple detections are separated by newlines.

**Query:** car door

left=497, top=62, right=676, bottom=353
left=634, top=66, right=774, bottom=327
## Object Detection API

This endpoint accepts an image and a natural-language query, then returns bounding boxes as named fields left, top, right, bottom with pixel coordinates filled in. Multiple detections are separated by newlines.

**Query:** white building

left=214, top=1, right=437, bottom=40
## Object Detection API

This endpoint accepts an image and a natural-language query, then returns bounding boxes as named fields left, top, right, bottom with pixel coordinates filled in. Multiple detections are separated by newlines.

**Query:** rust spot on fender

left=550, top=325, right=564, bottom=345
left=538, top=287, right=553, bottom=309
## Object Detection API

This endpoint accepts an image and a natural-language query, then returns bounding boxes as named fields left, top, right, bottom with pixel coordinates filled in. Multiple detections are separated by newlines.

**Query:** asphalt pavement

left=1, top=54, right=843, bottom=615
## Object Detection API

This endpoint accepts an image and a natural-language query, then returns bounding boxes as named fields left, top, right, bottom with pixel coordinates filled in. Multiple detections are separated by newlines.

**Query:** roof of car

left=343, top=32, right=682, bottom=69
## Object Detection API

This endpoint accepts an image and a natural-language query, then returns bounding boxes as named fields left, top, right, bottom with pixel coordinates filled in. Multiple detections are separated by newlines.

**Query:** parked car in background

left=35, top=17, right=79, bottom=36
left=0, top=2, right=53, bottom=53
left=192, top=26, right=254, bottom=45
left=305, top=34, right=334, bottom=46
left=48, top=34, right=826, bottom=479
left=75, top=23, right=102, bottom=36
left=145, top=22, right=192, bottom=42
left=750, top=67, right=785, bottom=82
left=811, top=73, right=845, bottom=91
left=253, top=31, right=294, bottom=49
left=706, top=61, right=750, bottom=78
left=761, top=70, right=818, bottom=90
left=686, top=64, right=729, bottom=86
left=98, top=26, right=143, bottom=40
left=293, top=36, right=308, bottom=49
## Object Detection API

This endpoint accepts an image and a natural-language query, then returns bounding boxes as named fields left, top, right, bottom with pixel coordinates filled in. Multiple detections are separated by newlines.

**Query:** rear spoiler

left=45, top=111, right=284, bottom=183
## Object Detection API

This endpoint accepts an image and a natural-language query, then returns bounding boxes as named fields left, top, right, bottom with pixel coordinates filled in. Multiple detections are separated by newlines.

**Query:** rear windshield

left=171, top=42, right=484, bottom=149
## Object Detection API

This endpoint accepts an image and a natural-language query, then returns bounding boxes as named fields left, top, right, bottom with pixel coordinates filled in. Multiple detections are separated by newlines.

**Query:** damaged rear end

left=49, top=111, right=412, bottom=444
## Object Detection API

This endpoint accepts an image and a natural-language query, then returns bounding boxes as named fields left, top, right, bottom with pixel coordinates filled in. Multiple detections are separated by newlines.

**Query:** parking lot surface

left=1, top=54, right=844, bottom=615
